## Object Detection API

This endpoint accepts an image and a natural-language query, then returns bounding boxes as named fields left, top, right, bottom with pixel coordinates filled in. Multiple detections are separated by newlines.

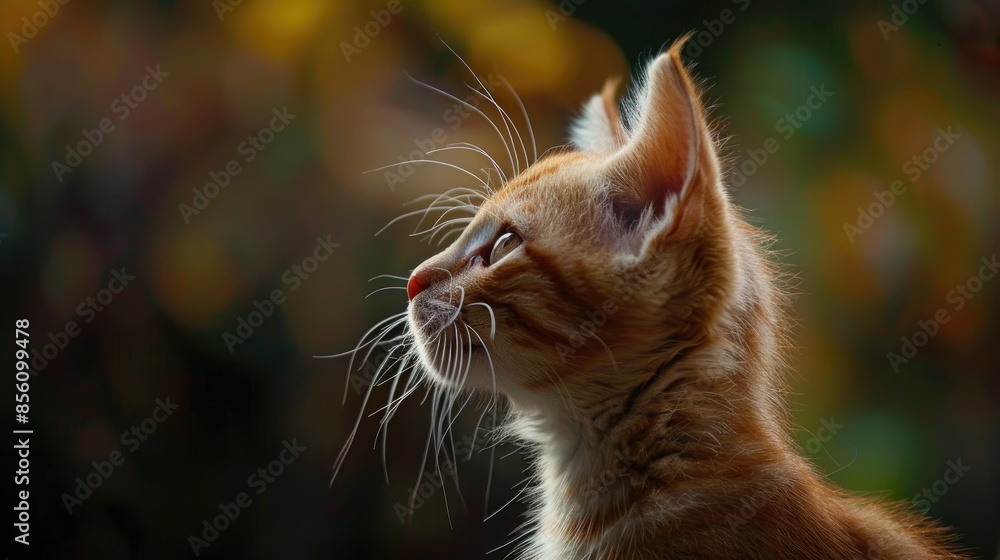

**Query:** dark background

left=2, top=0, right=998, bottom=558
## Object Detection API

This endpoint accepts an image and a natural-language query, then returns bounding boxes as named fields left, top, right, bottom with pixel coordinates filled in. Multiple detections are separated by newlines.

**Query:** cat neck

left=503, top=265, right=958, bottom=559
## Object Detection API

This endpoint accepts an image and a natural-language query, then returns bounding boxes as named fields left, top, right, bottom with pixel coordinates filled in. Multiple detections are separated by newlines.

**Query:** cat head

left=405, top=39, right=741, bottom=412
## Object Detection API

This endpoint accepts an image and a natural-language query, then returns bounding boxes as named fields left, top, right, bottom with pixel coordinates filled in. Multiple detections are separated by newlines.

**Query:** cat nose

left=406, top=272, right=427, bottom=300
left=407, top=263, right=453, bottom=300
left=407, top=267, right=440, bottom=300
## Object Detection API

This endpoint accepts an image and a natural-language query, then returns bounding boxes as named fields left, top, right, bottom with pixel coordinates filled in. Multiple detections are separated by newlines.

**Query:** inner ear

left=610, top=35, right=718, bottom=233
left=611, top=195, right=645, bottom=230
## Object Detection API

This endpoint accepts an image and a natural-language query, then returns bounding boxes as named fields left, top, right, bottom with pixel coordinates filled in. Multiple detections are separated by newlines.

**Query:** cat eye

left=489, top=231, right=522, bottom=265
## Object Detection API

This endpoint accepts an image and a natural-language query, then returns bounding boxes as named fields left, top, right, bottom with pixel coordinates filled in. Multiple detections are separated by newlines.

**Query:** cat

left=337, top=36, right=968, bottom=559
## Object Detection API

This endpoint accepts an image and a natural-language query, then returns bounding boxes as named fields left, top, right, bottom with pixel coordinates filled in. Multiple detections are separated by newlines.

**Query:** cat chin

left=416, top=351, right=502, bottom=392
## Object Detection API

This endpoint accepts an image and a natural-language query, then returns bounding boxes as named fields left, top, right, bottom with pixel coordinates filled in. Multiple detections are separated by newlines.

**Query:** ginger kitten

left=339, top=37, right=967, bottom=559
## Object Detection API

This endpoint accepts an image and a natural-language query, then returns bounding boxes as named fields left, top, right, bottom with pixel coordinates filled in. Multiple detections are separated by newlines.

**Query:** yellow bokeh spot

left=468, top=9, right=574, bottom=93
left=151, top=230, right=240, bottom=329
left=228, top=0, right=332, bottom=60
left=876, top=89, right=947, bottom=164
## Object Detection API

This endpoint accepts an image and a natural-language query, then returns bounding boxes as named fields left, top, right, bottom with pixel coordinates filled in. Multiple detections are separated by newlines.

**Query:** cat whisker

left=431, top=226, right=464, bottom=246
left=413, top=214, right=474, bottom=239
left=484, top=473, right=533, bottom=522
left=376, top=365, right=424, bottom=421
left=443, top=142, right=506, bottom=189
left=465, top=302, right=497, bottom=340
left=315, top=311, right=406, bottom=359
left=403, top=186, right=488, bottom=207
left=411, top=188, right=502, bottom=233
left=377, top=361, right=405, bottom=484
left=365, top=285, right=407, bottom=298
left=319, top=312, right=408, bottom=405
left=403, top=70, right=518, bottom=179
left=584, top=329, right=619, bottom=374
left=465, top=322, right=501, bottom=491
left=436, top=286, right=466, bottom=336
left=496, top=73, right=537, bottom=164
left=438, top=38, right=523, bottom=176
left=433, top=325, right=463, bottom=452
left=331, top=335, right=410, bottom=485
left=356, top=325, right=411, bottom=383
left=407, top=188, right=486, bottom=233
left=423, top=218, right=474, bottom=245
left=368, top=273, right=409, bottom=283
left=376, top=195, right=477, bottom=238
left=376, top=206, right=448, bottom=238
left=409, top=422, right=436, bottom=514
left=375, top=353, right=416, bottom=483
left=365, top=158, right=491, bottom=190
left=427, top=144, right=508, bottom=185
left=462, top=79, right=527, bottom=176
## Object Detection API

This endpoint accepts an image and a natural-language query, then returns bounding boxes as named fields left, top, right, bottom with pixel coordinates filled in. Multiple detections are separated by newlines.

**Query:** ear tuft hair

left=569, top=78, right=627, bottom=153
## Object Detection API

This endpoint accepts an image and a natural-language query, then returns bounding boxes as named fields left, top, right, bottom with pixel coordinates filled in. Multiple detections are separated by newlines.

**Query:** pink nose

left=407, top=270, right=428, bottom=300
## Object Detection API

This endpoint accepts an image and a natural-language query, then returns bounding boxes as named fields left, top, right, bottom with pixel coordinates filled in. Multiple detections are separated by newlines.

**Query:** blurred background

left=1, top=0, right=998, bottom=558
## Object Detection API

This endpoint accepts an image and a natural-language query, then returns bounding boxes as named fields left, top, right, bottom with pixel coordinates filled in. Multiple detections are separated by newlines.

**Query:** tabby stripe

left=603, top=344, right=696, bottom=432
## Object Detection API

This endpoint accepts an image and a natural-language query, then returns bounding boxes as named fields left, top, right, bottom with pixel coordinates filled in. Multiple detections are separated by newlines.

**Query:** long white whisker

left=408, top=189, right=484, bottom=233
left=484, top=474, right=532, bottom=522
left=463, top=82, right=526, bottom=176
left=365, top=158, right=490, bottom=189
left=365, top=286, right=407, bottom=298
left=403, top=71, right=517, bottom=179
left=496, top=73, right=537, bottom=163
left=422, top=218, right=473, bottom=243
left=369, top=273, right=409, bottom=283
left=427, top=144, right=508, bottom=184
left=376, top=193, right=478, bottom=238
left=331, top=340, right=406, bottom=484
left=465, top=302, right=496, bottom=340
left=413, top=211, right=474, bottom=238
left=438, top=39, right=522, bottom=175
left=376, top=354, right=415, bottom=484
left=316, top=311, right=406, bottom=359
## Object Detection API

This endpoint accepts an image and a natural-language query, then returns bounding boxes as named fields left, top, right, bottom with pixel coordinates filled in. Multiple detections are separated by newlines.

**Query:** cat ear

left=570, top=78, right=627, bottom=153
left=610, top=37, right=719, bottom=237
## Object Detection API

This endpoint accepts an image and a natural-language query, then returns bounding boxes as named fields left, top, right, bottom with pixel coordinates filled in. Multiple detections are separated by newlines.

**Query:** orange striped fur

left=398, top=37, right=967, bottom=559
